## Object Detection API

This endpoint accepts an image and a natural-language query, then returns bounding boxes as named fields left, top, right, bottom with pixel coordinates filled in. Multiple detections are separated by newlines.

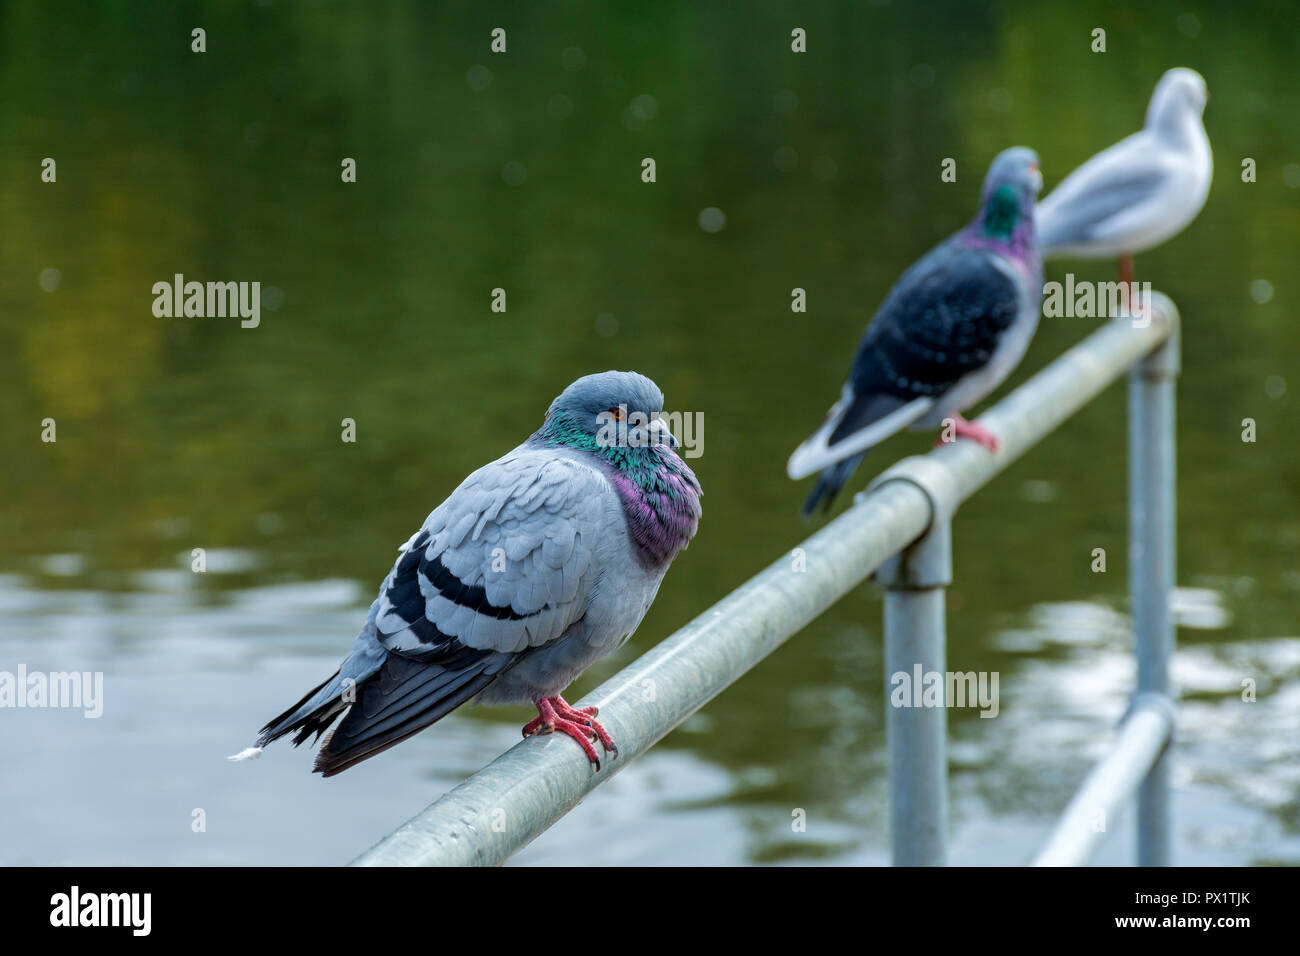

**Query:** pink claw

left=935, top=414, right=1001, bottom=452
left=522, top=696, right=618, bottom=769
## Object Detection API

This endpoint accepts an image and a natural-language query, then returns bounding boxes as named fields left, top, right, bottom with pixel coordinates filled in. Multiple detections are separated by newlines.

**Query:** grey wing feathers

left=374, top=450, right=608, bottom=657
left=1037, top=141, right=1171, bottom=250
left=310, top=450, right=612, bottom=775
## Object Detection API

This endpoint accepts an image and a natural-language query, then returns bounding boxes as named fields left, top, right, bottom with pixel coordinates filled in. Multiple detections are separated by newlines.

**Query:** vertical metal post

left=882, top=562, right=949, bottom=865
left=1128, top=314, right=1179, bottom=866
left=871, top=459, right=955, bottom=867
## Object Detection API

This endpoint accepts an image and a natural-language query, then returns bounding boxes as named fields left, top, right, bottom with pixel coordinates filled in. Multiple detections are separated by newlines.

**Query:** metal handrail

left=350, top=295, right=1180, bottom=867
left=1033, top=694, right=1176, bottom=866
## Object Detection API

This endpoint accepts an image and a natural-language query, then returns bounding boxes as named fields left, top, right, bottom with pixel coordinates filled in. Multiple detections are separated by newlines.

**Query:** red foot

left=934, top=414, right=1001, bottom=452
left=522, top=695, right=618, bottom=770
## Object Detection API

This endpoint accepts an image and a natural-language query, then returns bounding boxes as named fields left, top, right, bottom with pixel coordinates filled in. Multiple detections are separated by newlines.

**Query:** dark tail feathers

left=313, top=651, right=498, bottom=777
left=256, top=671, right=348, bottom=750
left=801, top=452, right=867, bottom=519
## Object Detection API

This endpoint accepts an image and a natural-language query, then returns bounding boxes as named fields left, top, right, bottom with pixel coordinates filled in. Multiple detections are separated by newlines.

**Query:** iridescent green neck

left=982, top=185, right=1022, bottom=239
left=533, top=412, right=702, bottom=565
left=535, top=412, right=658, bottom=483
left=537, top=412, right=602, bottom=453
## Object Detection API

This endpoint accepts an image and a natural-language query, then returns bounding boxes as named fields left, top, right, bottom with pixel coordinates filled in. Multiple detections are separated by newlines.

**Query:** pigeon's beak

left=648, top=416, right=679, bottom=450
left=1028, top=162, right=1043, bottom=193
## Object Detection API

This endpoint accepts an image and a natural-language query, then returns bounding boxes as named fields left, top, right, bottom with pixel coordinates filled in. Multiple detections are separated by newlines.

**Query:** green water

left=1, top=1, right=1297, bottom=865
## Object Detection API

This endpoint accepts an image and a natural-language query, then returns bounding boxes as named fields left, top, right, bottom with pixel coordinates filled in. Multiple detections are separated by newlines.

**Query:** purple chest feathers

left=606, top=452, right=702, bottom=567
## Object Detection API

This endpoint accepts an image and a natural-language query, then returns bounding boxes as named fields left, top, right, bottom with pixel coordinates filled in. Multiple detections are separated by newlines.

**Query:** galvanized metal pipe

left=1031, top=694, right=1175, bottom=866
left=351, top=301, right=1177, bottom=867
left=1129, top=310, right=1180, bottom=866
left=883, top=592, right=949, bottom=865
left=880, top=543, right=951, bottom=865
left=871, top=459, right=956, bottom=866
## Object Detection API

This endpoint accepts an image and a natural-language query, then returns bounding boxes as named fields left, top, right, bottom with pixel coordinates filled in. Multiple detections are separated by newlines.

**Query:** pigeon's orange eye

left=608, top=406, right=625, bottom=421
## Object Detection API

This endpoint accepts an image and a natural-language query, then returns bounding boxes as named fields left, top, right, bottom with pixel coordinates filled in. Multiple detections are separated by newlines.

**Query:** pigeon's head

left=977, top=146, right=1042, bottom=241
left=1147, top=67, right=1208, bottom=129
left=539, top=370, right=679, bottom=453
left=537, top=370, right=702, bottom=564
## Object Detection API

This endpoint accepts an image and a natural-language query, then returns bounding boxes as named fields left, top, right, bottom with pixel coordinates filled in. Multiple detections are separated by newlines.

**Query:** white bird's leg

left=1118, top=253, right=1135, bottom=288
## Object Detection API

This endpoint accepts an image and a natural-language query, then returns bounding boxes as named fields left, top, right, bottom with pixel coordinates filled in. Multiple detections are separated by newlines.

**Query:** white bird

left=1035, top=67, right=1212, bottom=285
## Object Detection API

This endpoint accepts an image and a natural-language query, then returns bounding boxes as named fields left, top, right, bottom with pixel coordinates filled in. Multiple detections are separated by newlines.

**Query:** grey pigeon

left=232, top=371, right=701, bottom=774
left=788, top=147, right=1044, bottom=516
left=1036, top=67, right=1211, bottom=283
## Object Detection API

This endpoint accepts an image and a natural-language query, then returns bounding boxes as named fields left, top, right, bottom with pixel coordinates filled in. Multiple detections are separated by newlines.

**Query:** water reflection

left=1, top=569, right=1294, bottom=865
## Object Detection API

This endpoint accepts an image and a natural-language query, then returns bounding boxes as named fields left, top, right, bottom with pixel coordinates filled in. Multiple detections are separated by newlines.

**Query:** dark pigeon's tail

left=801, top=453, right=867, bottom=518
left=247, top=631, right=389, bottom=754
left=240, top=631, right=503, bottom=777
left=255, top=669, right=351, bottom=750
left=312, top=649, right=499, bottom=776
left=792, top=391, right=928, bottom=519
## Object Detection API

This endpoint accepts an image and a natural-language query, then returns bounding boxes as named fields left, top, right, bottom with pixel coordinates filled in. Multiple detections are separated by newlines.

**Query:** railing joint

left=1134, top=301, right=1181, bottom=379
left=864, top=455, right=959, bottom=590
